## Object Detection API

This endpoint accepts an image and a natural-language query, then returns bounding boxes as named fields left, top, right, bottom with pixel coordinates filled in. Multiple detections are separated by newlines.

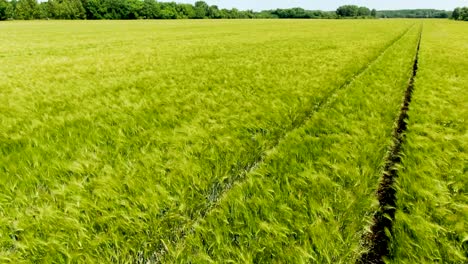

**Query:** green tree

left=47, top=0, right=85, bottom=19
left=36, top=1, right=49, bottom=18
left=84, top=0, right=103, bottom=19
left=207, top=4, right=220, bottom=18
left=358, top=6, right=370, bottom=17
left=371, top=8, right=377, bottom=17
left=140, top=0, right=160, bottom=19
left=0, top=0, right=10, bottom=20
left=16, top=0, right=37, bottom=19
left=460, top=7, right=468, bottom=21
left=452, top=7, right=461, bottom=20
left=103, top=0, right=127, bottom=19
left=126, top=0, right=142, bottom=19
left=85, top=0, right=119, bottom=19
left=193, top=0, right=208, bottom=18
left=7, top=0, right=17, bottom=18
left=336, top=5, right=359, bottom=17
left=159, top=2, right=176, bottom=19
left=176, top=3, right=195, bottom=19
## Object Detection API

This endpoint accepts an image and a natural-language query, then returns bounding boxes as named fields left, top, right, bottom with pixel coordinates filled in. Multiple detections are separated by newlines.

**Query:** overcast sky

left=177, top=0, right=468, bottom=11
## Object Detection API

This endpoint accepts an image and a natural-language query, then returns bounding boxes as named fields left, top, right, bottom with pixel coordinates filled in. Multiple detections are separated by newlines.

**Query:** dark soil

left=358, top=26, right=423, bottom=264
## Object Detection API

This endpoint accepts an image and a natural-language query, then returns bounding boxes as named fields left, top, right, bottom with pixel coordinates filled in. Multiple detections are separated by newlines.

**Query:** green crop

left=165, top=24, right=422, bottom=264
left=0, top=19, right=466, bottom=263
left=390, top=20, right=468, bottom=264
left=0, top=19, right=413, bottom=263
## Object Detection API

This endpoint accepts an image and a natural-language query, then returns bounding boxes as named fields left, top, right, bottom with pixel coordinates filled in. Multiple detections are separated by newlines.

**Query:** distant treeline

left=376, top=9, right=451, bottom=18
left=452, top=7, right=468, bottom=21
left=0, top=0, right=458, bottom=21
left=0, top=0, right=349, bottom=20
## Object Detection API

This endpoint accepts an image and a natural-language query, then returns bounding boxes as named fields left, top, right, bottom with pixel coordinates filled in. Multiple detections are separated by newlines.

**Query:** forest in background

left=0, top=1, right=463, bottom=21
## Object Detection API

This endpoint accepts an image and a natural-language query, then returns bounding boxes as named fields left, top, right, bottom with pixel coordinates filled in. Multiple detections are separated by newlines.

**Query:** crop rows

left=358, top=23, right=422, bottom=264
left=0, top=20, right=413, bottom=262
left=0, top=20, right=466, bottom=263
left=160, top=24, right=422, bottom=263
left=389, top=21, right=467, bottom=263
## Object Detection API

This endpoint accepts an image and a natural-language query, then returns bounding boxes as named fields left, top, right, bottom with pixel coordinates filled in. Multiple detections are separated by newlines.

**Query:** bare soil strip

left=358, top=25, right=423, bottom=264
left=148, top=24, right=416, bottom=263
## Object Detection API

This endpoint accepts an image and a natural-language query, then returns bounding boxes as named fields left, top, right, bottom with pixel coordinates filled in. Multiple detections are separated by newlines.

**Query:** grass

left=0, top=19, right=465, bottom=263
left=389, top=20, right=468, bottom=264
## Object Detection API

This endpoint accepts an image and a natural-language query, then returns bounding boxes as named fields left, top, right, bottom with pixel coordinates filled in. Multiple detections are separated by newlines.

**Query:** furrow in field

left=149, top=23, right=416, bottom=262
left=389, top=21, right=468, bottom=264
left=358, top=23, right=422, bottom=264
left=157, top=25, right=421, bottom=263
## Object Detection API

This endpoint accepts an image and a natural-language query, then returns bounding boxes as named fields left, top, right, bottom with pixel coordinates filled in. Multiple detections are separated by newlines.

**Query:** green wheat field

left=0, top=19, right=466, bottom=263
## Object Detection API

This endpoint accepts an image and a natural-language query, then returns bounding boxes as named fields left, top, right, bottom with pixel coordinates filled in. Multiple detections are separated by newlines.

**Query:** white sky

left=177, top=0, right=468, bottom=11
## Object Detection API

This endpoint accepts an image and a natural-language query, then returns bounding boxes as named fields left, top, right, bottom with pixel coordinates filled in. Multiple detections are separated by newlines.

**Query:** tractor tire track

left=144, top=23, right=417, bottom=263
left=358, top=24, right=423, bottom=264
